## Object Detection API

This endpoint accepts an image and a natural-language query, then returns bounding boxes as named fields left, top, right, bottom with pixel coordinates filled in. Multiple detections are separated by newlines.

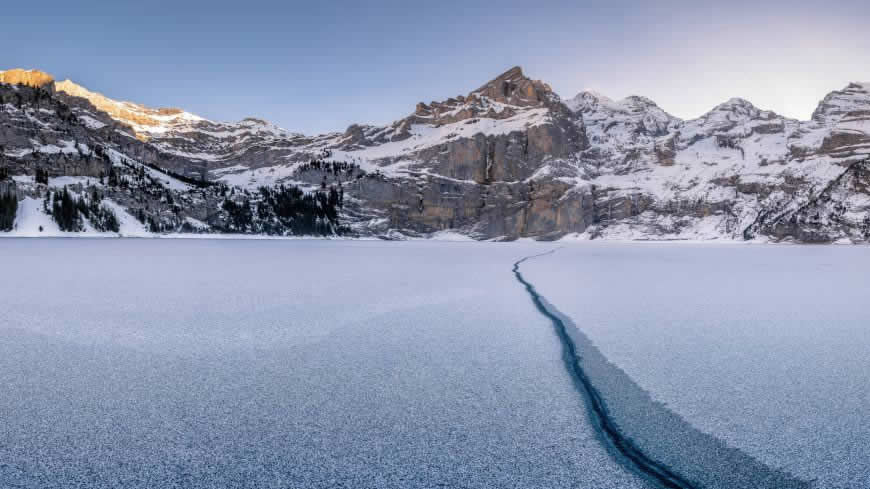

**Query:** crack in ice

left=513, top=250, right=698, bottom=489
left=512, top=250, right=813, bottom=489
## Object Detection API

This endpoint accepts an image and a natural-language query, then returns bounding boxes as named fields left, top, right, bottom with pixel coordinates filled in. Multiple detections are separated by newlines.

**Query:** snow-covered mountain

left=2, top=66, right=869, bottom=242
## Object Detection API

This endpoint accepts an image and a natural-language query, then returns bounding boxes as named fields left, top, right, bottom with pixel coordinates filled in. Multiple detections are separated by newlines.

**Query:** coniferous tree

left=0, top=192, right=18, bottom=231
left=50, top=187, right=83, bottom=232
left=35, top=168, right=49, bottom=185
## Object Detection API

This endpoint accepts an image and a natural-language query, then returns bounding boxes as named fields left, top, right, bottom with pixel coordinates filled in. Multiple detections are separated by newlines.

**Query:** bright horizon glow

left=2, top=0, right=869, bottom=133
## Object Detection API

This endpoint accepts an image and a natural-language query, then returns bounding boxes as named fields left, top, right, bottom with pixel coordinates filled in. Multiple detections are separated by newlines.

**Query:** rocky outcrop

left=812, top=82, right=870, bottom=124
left=312, top=68, right=589, bottom=238
left=0, top=69, right=54, bottom=88
left=406, top=66, right=564, bottom=126
left=752, top=158, right=870, bottom=242
left=1, top=82, right=126, bottom=179
left=409, top=66, right=561, bottom=127
left=4, top=65, right=870, bottom=242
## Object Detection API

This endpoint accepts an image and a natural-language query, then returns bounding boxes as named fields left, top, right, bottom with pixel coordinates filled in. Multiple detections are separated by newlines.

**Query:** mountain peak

left=54, top=79, right=99, bottom=99
left=406, top=66, right=558, bottom=130
left=812, top=82, right=870, bottom=124
left=568, top=91, right=670, bottom=117
left=717, top=97, right=757, bottom=109
left=472, top=66, right=555, bottom=107
left=0, top=68, right=54, bottom=88
left=621, top=95, right=660, bottom=109
left=567, top=90, right=620, bottom=113
left=486, top=66, right=525, bottom=84
left=701, top=97, right=767, bottom=120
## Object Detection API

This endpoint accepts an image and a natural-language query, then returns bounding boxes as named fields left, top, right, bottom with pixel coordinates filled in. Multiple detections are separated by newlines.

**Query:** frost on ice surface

left=523, top=244, right=870, bottom=489
left=0, top=240, right=651, bottom=489
left=2, top=239, right=866, bottom=488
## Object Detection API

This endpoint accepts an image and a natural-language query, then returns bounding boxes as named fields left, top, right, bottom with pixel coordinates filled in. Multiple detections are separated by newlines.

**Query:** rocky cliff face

left=2, top=67, right=870, bottom=242
left=308, top=67, right=589, bottom=239
left=0, top=69, right=54, bottom=88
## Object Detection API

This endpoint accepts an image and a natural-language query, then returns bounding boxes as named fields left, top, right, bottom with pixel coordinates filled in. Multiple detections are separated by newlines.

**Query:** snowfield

left=522, top=243, right=870, bottom=489
left=0, top=239, right=651, bottom=489
left=1, top=239, right=865, bottom=488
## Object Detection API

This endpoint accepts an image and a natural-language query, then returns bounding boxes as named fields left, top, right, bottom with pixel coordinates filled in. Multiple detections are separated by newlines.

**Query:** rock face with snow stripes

left=2, top=66, right=870, bottom=241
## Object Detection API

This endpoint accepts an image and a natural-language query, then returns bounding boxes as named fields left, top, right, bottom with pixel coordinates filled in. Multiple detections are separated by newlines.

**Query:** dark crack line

left=513, top=250, right=698, bottom=489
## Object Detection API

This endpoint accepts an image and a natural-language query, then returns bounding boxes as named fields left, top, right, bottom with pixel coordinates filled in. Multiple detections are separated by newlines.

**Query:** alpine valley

left=2, top=66, right=869, bottom=242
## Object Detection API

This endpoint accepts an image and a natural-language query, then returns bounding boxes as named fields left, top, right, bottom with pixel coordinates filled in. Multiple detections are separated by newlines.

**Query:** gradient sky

left=3, top=0, right=869, bottom=133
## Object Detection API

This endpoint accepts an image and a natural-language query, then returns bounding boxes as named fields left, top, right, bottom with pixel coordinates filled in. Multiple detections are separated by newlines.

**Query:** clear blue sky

left=3, top=0, right=869, bottom=133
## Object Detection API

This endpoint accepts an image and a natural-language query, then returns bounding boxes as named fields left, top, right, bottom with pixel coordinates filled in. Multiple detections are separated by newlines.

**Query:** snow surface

left=78, top=114, right=107, bottom=129
left=0, top=240, right=651, bottom=489
left=101, top=199, right=150, bottom=236
left=10, top=197, right=61, bottom=236
left=522, top=243, right=870, bottom=489
left=349, top=108, right=550, bottom=160
left=213, top=163, right=319, bottom=190
left=5, top=191, right=146, bottom=238
left=105, top=148, right=193, bottom=191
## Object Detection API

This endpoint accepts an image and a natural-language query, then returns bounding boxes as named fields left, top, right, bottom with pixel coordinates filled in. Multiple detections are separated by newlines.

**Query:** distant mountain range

left=1, top=66, right=869, bottom=242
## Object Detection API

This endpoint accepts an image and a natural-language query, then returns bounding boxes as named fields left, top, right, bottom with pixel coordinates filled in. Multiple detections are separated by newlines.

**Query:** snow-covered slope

left=0, top=74, right=347, bottom=238
left=3, top=66, right=870, bottom=242
left=558, top=84, right=870, bottom=242
left=54, top=80, right=206, bottom=138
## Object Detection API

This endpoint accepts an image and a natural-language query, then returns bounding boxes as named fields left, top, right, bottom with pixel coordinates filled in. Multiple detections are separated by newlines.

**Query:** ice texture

left=522, top=243, right=870, bottom=489
left=0, top=239, right=651, bottom=489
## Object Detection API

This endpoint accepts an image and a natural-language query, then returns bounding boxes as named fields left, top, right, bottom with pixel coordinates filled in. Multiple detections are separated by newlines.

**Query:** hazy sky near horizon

left=3, top=0, right=869, bottom=133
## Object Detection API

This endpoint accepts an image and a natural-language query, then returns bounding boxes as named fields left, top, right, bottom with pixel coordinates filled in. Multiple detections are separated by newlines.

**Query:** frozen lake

left=1, top=239, right=867, bottom=488
left=0, top=239, right=650, bottom=489
left=523, top=243, right=870, bottom=489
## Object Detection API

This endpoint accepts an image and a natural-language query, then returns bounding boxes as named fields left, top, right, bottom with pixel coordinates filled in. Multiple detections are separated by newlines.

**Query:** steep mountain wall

left=2, top=67, right=870, bottom=242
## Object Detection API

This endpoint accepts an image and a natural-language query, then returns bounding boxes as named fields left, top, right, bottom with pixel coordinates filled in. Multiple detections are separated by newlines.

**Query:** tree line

left=0, top=191, right=17, bottom=231
left=219, top=184, right=346, bottom=235
left=45, top=187, right=120, bottom=232
left=297, top=159, right=361, bottom=177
